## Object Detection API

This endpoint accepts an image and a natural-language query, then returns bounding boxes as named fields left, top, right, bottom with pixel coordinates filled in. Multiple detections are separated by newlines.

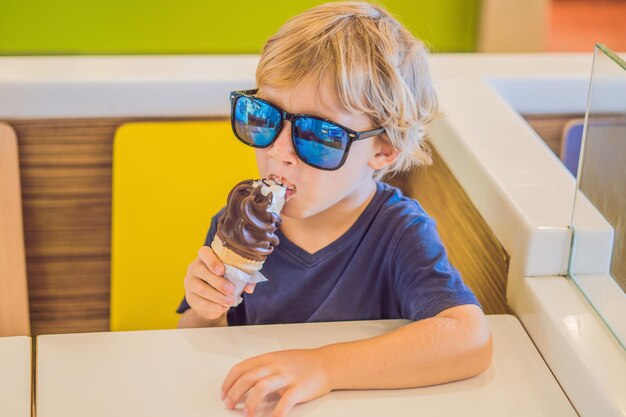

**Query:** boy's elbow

left=437, top=304, right=493, bottom=377
left=464, top=311, right=493, bottom=377
left=472, top=329, right=493, bottom=376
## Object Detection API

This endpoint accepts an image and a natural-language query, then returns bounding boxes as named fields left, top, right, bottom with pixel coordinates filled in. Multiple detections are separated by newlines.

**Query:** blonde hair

left=256, top=1, right=439, bottom=179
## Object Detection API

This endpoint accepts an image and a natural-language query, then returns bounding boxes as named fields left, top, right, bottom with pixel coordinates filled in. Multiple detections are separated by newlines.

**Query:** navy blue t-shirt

left=177, top=181, right=479, bottom=325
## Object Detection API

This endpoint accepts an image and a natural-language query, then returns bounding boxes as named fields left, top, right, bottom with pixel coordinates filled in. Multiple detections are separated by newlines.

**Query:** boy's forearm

left=320, top=305, right=492, bottom=390
left=178, top=308, right=228, bottom=328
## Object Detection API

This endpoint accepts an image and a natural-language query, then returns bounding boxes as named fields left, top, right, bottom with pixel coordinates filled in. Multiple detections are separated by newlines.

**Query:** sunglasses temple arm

left=356, top=127, right=386, bottom=141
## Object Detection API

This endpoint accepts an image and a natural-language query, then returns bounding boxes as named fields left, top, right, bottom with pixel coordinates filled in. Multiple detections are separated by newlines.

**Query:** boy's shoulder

left=371, top=181, right=441, bottom=249
left=374, top=183, right=449, bottom=271
left=374, top=181, right=431, bottom=227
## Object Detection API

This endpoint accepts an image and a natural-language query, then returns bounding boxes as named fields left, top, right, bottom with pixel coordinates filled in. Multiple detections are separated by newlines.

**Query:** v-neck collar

left=274, top=181, right=387, bottom=266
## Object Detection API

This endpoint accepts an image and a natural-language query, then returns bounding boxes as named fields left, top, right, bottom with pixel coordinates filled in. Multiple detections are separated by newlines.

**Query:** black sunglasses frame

left=229, top=89, right=385, bottom=171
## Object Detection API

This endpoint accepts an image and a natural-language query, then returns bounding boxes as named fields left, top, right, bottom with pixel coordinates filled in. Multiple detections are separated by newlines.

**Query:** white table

left=0, top=336, right=31, bottom=417
left=36, top=315, right=576, bottom=417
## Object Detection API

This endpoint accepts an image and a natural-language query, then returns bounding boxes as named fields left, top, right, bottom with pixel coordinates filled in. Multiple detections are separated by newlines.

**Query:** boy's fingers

left=198, top=246, right=225, bottom=276
left=223, top=366, right=272, bottom=408
left=222, top=356, right=263, bottom=399
left=243, top=283, right=256, bottom=294
left=244, top=375, right=287, bottom=417
left=192, top=263, right=234, bottom=296
left=189, top=277, right=234, bottom=308
left=186, top=292, right=230, bottom=315
left=271, top=388, right=300, bottom=417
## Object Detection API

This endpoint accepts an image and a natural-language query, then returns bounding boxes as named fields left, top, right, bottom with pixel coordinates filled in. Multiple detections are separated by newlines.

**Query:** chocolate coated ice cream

left=216, top=179, right=285, bottom=262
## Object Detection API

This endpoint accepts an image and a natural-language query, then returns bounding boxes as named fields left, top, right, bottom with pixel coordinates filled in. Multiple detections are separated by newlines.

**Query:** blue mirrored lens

left=293, top=118, right=348, bottom=169
left=233, top=96, right=281, bottom=147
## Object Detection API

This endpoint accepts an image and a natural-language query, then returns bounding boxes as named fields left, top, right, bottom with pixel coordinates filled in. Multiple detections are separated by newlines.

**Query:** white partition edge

left=0, top=55, right=258, bottom=118
left=428, top=54, right=625, bottom=417
left=517, top=276, right=626, bottom=417
left=0, top=54, right=624, bottom=416
left=0, top=336, right=31, bottom=417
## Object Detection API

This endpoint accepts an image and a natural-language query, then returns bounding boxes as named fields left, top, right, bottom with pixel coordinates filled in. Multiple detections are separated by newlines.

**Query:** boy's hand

left=183, top=246, right=256, bottom=323
left=221, top=348, right=332, bottom=417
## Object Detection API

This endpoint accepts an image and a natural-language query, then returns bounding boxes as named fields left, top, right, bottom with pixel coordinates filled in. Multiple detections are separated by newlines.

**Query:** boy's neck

left=280, top=179, right=378, bottom=255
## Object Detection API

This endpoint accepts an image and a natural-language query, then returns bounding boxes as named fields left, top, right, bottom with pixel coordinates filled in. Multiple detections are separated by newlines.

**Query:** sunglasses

left=230, top=89, right=385, bottom=171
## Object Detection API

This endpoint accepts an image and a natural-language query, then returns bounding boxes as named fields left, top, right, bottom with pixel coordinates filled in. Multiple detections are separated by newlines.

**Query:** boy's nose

left=267, top=121, right=297, bottom=166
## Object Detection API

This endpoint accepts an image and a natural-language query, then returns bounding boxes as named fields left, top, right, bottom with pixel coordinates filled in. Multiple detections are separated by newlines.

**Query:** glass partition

left=569, top=44, right=626, bottom=349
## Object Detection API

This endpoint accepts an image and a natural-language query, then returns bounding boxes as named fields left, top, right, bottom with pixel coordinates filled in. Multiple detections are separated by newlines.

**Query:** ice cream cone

left=210, top=235, right=263, bottom=275
left=207, top=177, right=286, bottom=306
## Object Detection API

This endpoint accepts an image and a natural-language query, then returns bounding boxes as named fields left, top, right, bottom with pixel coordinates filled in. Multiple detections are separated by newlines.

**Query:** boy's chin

left=280, top=204, right=305, bottom=220
left=280, top=200, right=314, bottom=220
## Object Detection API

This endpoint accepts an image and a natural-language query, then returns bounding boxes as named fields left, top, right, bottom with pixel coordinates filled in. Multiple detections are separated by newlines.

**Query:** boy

left=178, top=2, right=492, bottom=417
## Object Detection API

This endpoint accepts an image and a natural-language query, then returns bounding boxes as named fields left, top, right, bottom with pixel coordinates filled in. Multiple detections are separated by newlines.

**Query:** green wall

left=0, top=0, right=478, bottom=55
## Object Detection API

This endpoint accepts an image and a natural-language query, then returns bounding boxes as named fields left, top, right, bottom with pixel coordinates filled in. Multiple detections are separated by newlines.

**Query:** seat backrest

left=560, top=118, right=585, bottom=176
left=0, top=122, right=31, bottom=337
left=111, top=121, right=257, bottom=331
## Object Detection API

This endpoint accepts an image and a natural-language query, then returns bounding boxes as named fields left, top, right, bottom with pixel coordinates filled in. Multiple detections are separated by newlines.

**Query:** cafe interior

left=0, top=1, right=625, bottom=416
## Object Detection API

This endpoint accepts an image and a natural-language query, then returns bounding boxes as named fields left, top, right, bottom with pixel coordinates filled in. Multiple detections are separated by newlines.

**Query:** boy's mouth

left=267, top=174, right=297, bottom=200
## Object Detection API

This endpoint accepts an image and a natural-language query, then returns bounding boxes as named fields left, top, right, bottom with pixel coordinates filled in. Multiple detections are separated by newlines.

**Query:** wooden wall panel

left=12, top=118, right=116, bottom=336
left=10, top=116, right=523, bottom=335
left=387, top=148, right=511, bottom=315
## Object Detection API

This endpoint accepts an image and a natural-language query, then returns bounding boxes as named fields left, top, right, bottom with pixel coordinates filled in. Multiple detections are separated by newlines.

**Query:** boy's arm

left=221, top=304, right=491, bottom=417
left=323, top=303, right=492, bottom=389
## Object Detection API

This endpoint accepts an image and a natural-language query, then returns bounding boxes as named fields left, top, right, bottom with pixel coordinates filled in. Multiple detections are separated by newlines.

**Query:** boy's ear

left=368, top=136, right=399, bottom=170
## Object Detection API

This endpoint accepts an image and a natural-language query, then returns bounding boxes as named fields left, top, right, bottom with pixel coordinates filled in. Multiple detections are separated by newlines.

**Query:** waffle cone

left=210, top=236, right=264, bottom=275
